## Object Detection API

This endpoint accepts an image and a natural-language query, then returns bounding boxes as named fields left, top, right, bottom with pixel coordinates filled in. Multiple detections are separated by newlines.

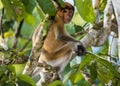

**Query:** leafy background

left=0, top=0, right=120, bottom=86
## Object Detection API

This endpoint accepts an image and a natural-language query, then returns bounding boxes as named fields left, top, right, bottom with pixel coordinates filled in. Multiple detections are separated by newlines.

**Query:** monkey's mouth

left=65, top=16, right=72, bottom=22
left=64, top=19, right=71, bottom=23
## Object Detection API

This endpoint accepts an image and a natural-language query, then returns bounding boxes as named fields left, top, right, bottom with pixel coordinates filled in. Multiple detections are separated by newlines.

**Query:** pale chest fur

left=39, top=50, right=73, bottom=72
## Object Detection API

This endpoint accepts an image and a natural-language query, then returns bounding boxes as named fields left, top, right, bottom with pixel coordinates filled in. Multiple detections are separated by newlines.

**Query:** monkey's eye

left=62, top=7, right=74, bottom=13
left=63, top=9, right=68, bottom=13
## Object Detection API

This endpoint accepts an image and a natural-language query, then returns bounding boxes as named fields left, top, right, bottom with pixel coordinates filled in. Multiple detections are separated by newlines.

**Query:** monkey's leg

left=36, top=70, right=57, bottom=86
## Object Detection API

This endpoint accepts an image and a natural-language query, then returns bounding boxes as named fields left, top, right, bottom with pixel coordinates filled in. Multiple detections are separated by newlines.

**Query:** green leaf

left=78, top=54, right=93, bottom=71
left=74, top=24, right=84, bottom=32
left=90, top=61, right=97, bottom=81
left=17, top=74, right=36, bottom=86
left=66, top=24, right=75, bottom=34
left=3, top=20, right=15, bottom=32
left=100, top=0, right=107, bottom=11
left=36, top=6, right=45, bottom=20
left=112, top=79, right=120, bottom=86
left=18, top=51, right=26, bottom=57
left=21, top=0, right=36, bottom=25
left=7, top=64, right=25, bottom=76
left=2, top=0, right=26, bottom=22
left=97, top=63, right=114, bottom=83
left=63, top=70, right=74, bottom=84
left=55, top=0, right=65, bottom=8
left=76, top=79, right=91, bottom=86
left=48, top=80, right=63, bottom=86
left=0, top=75, right=9, bottom=85
left=1, top=0, right=13, bottom=20
left=67, top=70, right=78, bottom=83
left=4, top=29, right=14, bottom=38
left=117, top=81, right=120, bottom=86
left=88, top=52, right=120, bottom=79
left=24, top=13, right=35, bottom=25
left=72, top=12, right=86, bottom=26
left=95, top=57, right=120, bottom=78
left=36, top=0, right=56, bottom=17
left=75, top=0, right=95, bottom=23
left=0, top=0, right=3, bottom=9
left=7, top=65, right=15, bottom=73
left=0, top=66, right=4, bottom=77
left=21, top=0, right=35, bottom=14
left=74, top=73, right=83, bottom=83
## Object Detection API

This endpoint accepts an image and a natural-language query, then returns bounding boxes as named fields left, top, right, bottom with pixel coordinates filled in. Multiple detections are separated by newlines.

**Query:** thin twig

left=72, top=30, right=88, bottom=37
left=13, top=19, right=24, bottom=48
left=87, top=51, right=120, bottom=66
left=20, top=37, right=32, bottom=52
left=0, top=8, right=4, bottom=38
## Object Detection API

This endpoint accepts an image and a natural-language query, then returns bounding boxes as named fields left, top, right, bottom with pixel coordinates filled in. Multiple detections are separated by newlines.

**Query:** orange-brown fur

left=32, top=2, right=85, bottom=86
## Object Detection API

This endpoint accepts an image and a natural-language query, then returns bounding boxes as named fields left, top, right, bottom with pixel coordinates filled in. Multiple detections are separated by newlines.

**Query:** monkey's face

left=62, top=2, right=74, bottom=23
left=63, top=9, right=74, bottom=23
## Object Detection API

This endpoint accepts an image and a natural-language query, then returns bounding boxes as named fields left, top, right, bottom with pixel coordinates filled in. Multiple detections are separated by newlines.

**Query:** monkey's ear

left=75, top=45, right=86, bottom=56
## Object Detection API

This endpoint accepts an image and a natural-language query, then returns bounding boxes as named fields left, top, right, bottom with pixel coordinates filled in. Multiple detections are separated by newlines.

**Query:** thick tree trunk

left=81, top=0, right=113, bottom=48
left=108, top=32, right=118, bottom=61
left=92, top=0, right=100, bottom=23
left=112, top=0, right=120, bottom=60
left=81, top=0, right=120, bottom=62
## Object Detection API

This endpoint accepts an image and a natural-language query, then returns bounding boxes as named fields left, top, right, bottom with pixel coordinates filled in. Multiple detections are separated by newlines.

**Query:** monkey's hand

left=75, top=44, right=86, bottom=56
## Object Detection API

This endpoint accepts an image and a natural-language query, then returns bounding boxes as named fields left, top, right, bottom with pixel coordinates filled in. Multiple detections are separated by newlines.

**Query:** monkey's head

left=57, top=2, right=74, bottom=23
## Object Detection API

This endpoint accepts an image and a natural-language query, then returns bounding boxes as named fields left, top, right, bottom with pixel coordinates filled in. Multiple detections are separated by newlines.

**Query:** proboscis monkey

left=31, top=1, right=86, bottom=86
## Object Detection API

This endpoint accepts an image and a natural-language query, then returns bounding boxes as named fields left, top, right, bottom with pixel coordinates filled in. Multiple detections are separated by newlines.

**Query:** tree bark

left=111, top=0, right=120, bottom=60
left=81, top=0, right=113, bottom=47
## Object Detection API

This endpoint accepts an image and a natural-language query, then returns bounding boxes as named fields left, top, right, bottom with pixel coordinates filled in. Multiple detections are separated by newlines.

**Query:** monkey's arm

left=57, top=35, right=79, bottom=42
left=55, top=33, right=86, bottom=55
left=54, top=26, right=80, bottom=43
left=54, top=26, right=86, bottom=55
left=32, top=23, right=42, bottom=44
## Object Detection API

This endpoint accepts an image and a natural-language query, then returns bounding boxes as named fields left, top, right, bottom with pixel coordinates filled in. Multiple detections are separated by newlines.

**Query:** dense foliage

left=0, top=0, right=120, bottom=86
